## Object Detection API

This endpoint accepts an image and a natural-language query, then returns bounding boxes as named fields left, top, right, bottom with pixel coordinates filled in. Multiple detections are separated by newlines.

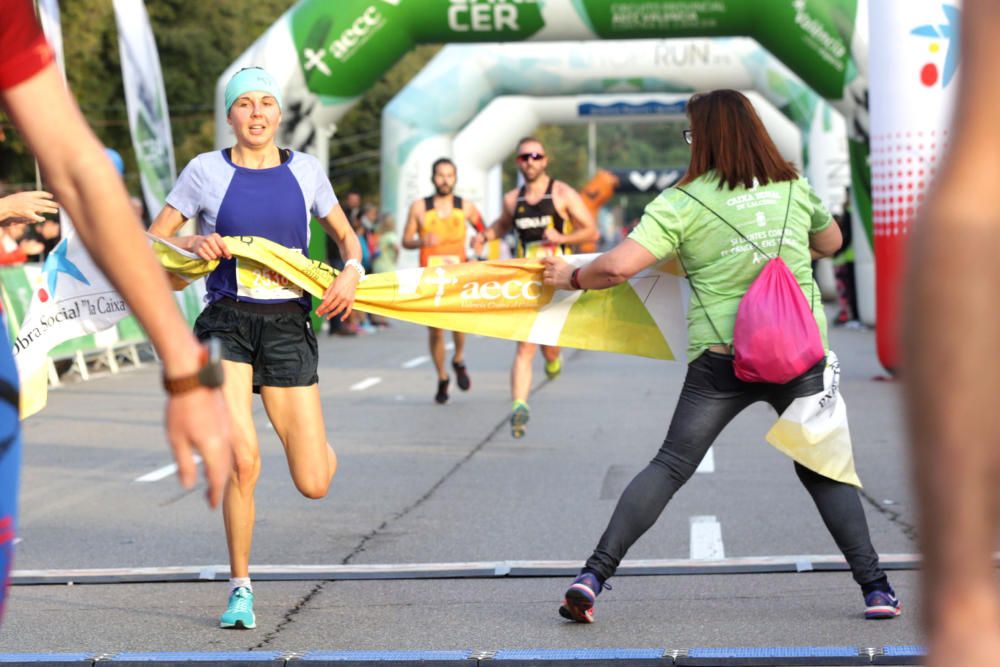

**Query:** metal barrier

left=0, top=646, right=928, bottom=666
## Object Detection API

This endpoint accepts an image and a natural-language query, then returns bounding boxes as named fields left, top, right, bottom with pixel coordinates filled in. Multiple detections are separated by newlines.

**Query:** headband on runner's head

left=225, top=67, right=283, bottom=113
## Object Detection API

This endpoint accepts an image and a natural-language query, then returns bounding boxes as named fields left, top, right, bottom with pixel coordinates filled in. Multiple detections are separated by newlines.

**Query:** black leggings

left=584, top=351, right=885, bottom=589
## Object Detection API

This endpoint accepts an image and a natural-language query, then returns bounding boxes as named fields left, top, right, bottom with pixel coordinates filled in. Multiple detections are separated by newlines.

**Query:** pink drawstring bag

left=731, top=255, right=824, bottom=383
left=677, top=183, right=824, bottom=385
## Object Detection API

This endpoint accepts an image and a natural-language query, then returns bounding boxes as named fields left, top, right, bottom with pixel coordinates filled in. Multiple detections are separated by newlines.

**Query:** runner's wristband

left=162, top=339, right=224, bottom=395
left=570, top=268, right=583, bottom=290
left=344, top=258, right=366, bottom=279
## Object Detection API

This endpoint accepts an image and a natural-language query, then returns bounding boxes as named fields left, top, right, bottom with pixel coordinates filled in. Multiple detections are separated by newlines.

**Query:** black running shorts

left=194, top=297, right=318, bottom=392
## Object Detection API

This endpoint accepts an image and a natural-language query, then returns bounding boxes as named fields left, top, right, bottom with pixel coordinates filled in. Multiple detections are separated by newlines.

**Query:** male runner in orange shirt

left=403, top=158, right=484, bottom=404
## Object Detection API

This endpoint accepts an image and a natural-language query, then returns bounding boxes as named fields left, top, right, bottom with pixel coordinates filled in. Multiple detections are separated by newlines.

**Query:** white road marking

left=402, top=355, right=429, bottom=369
left=350, top=377, right=382, bottom=392
left=695, top=447, right=715, bottom=474
left=135, top=455, right=203, bottom=483
left=690, top=515, right=725, bottom=560
left=13, top=538, right=21, bottom=546
left=445, top=342, right=455, bottom=351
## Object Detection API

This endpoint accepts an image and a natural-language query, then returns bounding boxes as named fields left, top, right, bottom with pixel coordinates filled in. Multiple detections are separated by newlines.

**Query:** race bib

left=523, top=241, right=563, bottom=259
left=426, top=254, right=462, bottom=267
left=236, top=255, right=303, bottom=300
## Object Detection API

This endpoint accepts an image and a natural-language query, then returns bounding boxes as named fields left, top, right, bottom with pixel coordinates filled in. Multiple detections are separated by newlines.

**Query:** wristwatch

left=162, top=338, right=225, bottom=395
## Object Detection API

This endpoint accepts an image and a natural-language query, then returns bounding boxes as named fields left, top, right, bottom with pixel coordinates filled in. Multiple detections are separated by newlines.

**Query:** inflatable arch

left=379, top=38, right=843, bottom=228
left=450, top=91, right=805, bottom=222
left=220, top=0, right=962, bottom=370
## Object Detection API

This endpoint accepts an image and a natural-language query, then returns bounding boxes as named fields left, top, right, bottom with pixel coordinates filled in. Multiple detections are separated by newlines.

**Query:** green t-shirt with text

left=629, top=173, right=833, bottom=362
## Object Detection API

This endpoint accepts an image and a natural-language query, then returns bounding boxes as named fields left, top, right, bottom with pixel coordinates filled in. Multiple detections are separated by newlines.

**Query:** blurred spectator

left=328, top=190, right=361, bottom=271
left=0, top=226, right=26, bottom=265
left=832, top=190, right=858, bottom=326
left=350, top=203, right=382, bottom=333
left=16, top=218, right=60, bottom=263
left=36, top=217, right=59, bottom=254
left=372, top=212, right=399, bottom=274
left=354, top=203, right=379, bottom=274
left=17, top=225, right=45, bottom=262
left=326, top=190, right=361, bottom=337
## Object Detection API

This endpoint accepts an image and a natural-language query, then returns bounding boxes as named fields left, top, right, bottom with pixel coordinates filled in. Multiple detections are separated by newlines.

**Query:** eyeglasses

left=682, top=129, right=693, bottom=145
left=517, top=152, right=545, bottom=162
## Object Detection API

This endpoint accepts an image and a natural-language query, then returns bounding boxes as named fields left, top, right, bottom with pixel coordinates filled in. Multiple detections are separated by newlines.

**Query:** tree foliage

left=1, top=0, right=291, bottom=192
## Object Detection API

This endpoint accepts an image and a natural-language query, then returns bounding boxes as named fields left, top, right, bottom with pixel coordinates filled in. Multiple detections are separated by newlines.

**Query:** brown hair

left=678, top=90, right=798, bottom=190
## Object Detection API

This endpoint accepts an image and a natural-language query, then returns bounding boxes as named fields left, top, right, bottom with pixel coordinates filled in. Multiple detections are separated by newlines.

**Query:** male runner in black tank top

left=475, top=137, right=598, bottom=438
left=512, top=177, right=572, bottom=258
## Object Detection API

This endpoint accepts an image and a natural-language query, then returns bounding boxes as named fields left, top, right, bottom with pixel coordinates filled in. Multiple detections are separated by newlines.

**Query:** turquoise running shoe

left=219, top=586, right=256, bottom=629
left=510, top=401, right=530, bottom=439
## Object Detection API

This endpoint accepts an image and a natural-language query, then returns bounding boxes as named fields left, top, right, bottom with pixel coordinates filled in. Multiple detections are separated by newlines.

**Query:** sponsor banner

left=113, top=0, right=177, bottom=216
left=868, top=0, right=961, bottom=370
left=283, top=1, right=860, bottom=101
left=155, top=234, right=858, bottom=480
left=153, top=235, right=688, bottom=362
left=577, top=100, right=686, bottom=117
left=11, top=234, right=132, bottom=417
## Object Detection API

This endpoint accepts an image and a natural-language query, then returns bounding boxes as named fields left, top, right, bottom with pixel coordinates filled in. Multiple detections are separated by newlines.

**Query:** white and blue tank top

left=166, top=149, right=337, bottom=310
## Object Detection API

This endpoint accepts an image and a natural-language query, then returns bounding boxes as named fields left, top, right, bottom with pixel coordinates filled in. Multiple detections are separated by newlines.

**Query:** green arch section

left=287, top=0, right=860, bottom=105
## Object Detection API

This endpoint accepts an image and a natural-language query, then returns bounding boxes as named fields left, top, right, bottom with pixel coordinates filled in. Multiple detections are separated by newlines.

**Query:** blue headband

left=225, top=67, right=283, bottom=113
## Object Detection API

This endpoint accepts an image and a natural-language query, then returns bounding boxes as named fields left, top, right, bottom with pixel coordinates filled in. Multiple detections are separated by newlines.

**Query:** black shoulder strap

left=423, top=196, right=434, bottom=212
left=674, top=252, right=726, bottom=347
left=452, top=195, right=463, bottom=209
left=516, top=185, right=526, bottom=201
left=544, top=178, right=555, bottom=196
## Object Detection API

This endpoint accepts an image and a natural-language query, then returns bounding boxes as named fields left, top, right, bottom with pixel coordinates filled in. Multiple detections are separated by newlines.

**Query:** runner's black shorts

left=194, top=297, right=318, bottom=393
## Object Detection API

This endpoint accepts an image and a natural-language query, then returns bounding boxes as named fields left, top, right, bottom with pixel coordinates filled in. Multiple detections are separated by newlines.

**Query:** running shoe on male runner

left=510, top=401, right=530, bottom=438
left=545, top=355, right=562, bottom=380
left=435, top=377, right=450, bottom=404
left=452, top=361, right=471, bottom=391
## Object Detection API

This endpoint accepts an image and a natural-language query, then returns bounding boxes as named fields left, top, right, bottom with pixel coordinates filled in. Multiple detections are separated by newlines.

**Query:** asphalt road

left=0, top=318, right=922, bottom=656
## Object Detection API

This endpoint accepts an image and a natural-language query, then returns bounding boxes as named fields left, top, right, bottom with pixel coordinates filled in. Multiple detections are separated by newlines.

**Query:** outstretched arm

left=1, top=62, right=232, bottom=508
left=541, top=239, right=656, bottom=291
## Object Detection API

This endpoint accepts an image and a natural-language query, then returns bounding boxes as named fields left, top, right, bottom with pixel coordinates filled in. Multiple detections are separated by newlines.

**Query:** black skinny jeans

left=584, top=351, right=885, bottom=589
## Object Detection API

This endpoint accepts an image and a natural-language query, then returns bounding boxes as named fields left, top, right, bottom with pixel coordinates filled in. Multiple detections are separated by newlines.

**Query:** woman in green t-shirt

left=541, top=89, right=899, bottom=624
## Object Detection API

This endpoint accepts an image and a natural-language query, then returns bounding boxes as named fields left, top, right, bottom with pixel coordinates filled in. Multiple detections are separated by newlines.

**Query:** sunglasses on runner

left=517, top=152, right=546, bottom=162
